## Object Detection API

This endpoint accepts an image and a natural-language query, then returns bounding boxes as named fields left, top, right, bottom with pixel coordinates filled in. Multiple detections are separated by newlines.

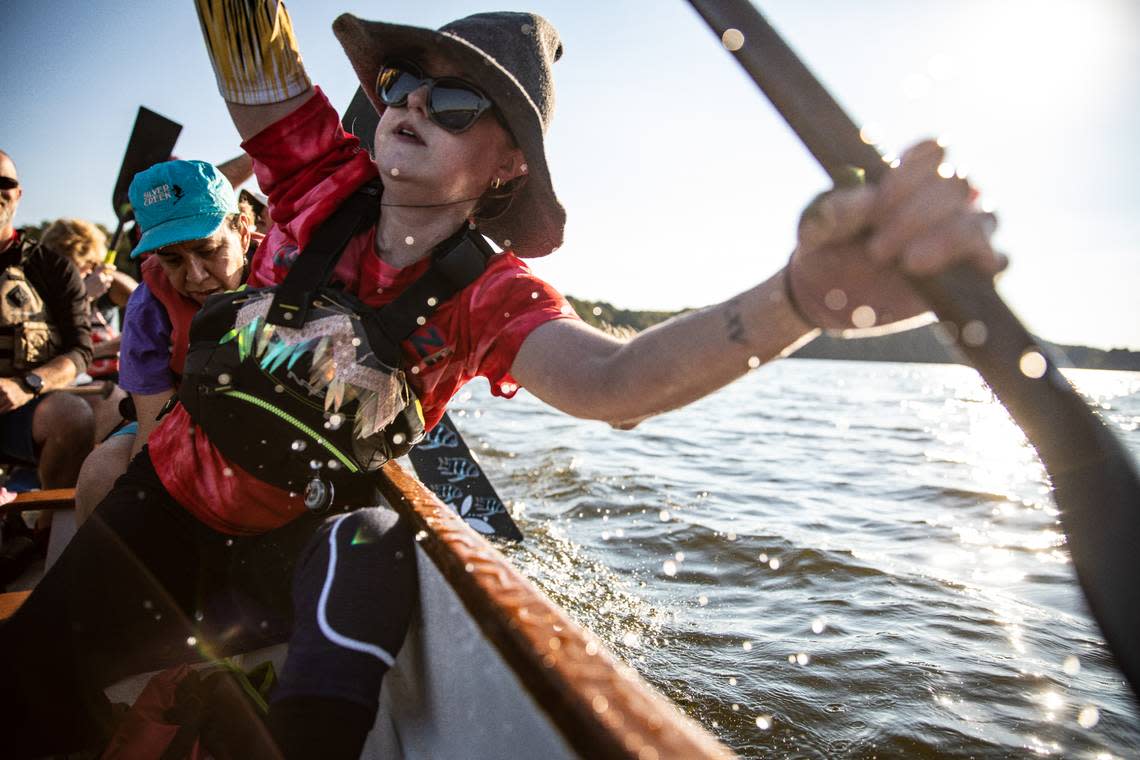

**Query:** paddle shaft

left=686, top=0, right=1140, bottom=699
left=46, top=381, right=113, bottom=399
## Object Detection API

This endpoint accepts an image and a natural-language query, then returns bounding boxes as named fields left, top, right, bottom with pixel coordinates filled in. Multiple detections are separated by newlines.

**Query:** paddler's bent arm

left=130, top=391, right=175, bottom=461
left=193, top=0, right=315, bottom=141
left=510, top=270, right=814, bottom=428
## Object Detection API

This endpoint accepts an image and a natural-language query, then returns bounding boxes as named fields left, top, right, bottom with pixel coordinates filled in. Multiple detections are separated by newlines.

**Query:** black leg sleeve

left=272, top=506, right=417, bottom=711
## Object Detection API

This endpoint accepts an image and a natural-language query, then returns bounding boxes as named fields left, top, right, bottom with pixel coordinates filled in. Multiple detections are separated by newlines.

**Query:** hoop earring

left=490, top=177, right=503, bottom=190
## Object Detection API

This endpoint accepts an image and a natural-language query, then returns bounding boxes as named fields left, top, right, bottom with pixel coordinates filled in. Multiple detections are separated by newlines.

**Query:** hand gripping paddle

left=686, top=0, right=1140, bottom=700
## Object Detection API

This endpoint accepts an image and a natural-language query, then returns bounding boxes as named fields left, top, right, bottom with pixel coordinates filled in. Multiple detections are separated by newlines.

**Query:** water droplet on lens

left=1062, top=656, right=1080, bottom=675
left=742, top=641, right=752, bottom=651
left=812, top=617, right=826, bottom=634
left=390, top=167, right=400, bottom=176
left=592, top=306, right=602, bottom=316
left=851, top=305, right=876, bottom=328
left=769, top=558, right=781, bottom=570
left=796, top=652, right=810, bottom=665
left=186, top=636, right=198, bottom=647
left=327, top=414, right=344, bottom=430
left=405, top=235, right=415, bottom=245
left=731, top=703, right=740, bottom=711
left=327, top=460, right=341, bottom=470
left=674, top=551, right=685, bottom=562
left=824, top=289, right=848, bottom=311
left=698, top=595, right=709, bottom=607
left=961, top=320, right=988, bottom=347
left=392, top=433, right=406, bottom=446
left=662, top=560, right=678, bottom=577
left=728, top=676, right=737, bottom=686
left=721, top=28, right=745, bottom=51
left=659, top=509, right=671, bottom=522
left=530, top=291, right=539, bottom=299
left=427, top=296, right=438, bottom=307
left=309, top=459, right=322, bottom=470
left=291, top=440, right=307, bottom=452
left=222, top=467, right=234, bottom=477
left=747, top=355, right=761, bottom=369
left=755, top=715, right=772, bottom=730
left=217, top=373, right=231, bottom=385
left=1077, top=705, right=1099, bottom=728
left=1019, top=349, right=1047, bottom=379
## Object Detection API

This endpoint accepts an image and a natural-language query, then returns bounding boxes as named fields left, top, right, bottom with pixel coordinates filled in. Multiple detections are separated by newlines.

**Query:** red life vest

left=140, top=256, right=199, bottom=377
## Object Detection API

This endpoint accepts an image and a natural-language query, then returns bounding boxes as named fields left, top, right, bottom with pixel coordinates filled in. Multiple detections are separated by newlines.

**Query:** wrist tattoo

left=725, top=304, right=748, bottom=345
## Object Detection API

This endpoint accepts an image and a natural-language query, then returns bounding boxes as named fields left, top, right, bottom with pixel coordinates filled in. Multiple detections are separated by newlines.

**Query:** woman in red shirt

left=0, top=4, right=1002, bottom=758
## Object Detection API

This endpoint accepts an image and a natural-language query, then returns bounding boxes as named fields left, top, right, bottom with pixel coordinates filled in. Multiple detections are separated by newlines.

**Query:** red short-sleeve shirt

left=147, top=88, right=577, bottom=535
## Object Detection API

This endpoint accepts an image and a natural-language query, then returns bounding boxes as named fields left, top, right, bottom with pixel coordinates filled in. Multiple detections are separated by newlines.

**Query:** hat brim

left=130, top=212, right=228, bottom=259
left=332, top=14, right=565, bottom=258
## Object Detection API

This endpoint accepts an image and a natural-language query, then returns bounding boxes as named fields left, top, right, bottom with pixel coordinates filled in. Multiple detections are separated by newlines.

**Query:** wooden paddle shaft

left=686, top=0, right=1140, bottom=700
left=46, top=382, right=113, bottom=398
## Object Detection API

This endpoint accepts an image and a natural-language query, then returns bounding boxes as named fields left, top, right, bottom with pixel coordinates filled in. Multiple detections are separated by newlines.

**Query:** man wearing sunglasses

left=0, top=150, right=95, bottom=511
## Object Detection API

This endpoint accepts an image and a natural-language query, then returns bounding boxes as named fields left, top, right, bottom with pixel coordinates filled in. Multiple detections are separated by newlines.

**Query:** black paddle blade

left=111, top=107, right=183, bottom=221
left=686, top=0, right=1140, bottom=700
left=341, top=87, right=380, bottom=155
left=407, top=413, right=524, bottom=542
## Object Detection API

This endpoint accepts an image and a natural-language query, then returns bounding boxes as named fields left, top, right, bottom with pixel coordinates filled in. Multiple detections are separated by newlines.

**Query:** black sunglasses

left=0, top=177, right=18, bottom=191
left=375, top=59, right=494, bottom=134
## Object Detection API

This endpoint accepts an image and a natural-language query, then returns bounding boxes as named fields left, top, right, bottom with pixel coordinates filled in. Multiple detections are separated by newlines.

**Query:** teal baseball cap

left=128, top=160, right=238, bottom=258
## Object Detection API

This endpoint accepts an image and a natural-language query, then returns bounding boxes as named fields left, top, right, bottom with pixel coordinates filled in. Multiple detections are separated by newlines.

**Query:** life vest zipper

left=219, top=389, right=360, bottom=473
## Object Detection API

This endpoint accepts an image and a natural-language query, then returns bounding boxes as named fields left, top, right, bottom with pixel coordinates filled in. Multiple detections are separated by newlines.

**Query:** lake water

left=443, top=359, right=1140, bottom=758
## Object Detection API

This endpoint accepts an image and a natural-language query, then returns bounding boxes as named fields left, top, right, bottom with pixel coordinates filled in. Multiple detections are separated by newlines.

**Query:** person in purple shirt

left=73, top=162, right=255, bottom=522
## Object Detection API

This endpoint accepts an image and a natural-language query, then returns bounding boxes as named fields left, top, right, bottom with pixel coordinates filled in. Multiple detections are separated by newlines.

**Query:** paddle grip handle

left=687, top=0, right=1140, bottom=701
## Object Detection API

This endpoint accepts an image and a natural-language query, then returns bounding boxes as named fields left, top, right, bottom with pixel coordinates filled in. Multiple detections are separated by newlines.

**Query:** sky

left=4, top=0, right=1139, bottom=351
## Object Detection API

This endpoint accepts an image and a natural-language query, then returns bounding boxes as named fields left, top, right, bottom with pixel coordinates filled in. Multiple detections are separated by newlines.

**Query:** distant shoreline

left=567, top=296, right=1140, bottom=372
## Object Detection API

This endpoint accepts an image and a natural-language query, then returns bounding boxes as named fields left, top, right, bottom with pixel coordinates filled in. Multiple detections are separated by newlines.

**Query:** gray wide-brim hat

left=333, top=11, right=566, bottom=258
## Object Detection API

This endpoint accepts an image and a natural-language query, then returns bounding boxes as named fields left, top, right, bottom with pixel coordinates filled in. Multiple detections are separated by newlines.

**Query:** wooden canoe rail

left=0, top=490, right=76, bottom=622
left=377, top=460, right=736, bottom=760
left=0, top=488, right=77, bottom=517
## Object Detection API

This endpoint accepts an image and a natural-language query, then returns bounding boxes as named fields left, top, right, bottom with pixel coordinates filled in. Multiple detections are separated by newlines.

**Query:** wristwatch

left=21, top=373, right=44, bottom=397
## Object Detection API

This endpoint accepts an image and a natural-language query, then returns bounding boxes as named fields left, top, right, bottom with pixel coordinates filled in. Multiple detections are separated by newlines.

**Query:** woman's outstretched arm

left=511, top=140, right=1003, bottom=428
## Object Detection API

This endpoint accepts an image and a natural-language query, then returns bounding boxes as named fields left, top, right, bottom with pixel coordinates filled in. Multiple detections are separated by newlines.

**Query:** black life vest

left=178, top=181, right=495, bottom=510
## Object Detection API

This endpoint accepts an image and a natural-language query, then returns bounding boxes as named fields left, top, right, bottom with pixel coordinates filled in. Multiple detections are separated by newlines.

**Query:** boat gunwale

left=377, top=460, right=736, bottom=760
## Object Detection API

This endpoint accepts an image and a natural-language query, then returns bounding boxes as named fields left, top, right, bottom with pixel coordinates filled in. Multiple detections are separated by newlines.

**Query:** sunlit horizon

left=5, top=0, right=1138, bottom=351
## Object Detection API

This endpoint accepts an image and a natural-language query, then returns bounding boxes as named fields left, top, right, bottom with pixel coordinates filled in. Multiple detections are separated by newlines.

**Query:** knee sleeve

left=275, top=507, right=417, bottom=709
